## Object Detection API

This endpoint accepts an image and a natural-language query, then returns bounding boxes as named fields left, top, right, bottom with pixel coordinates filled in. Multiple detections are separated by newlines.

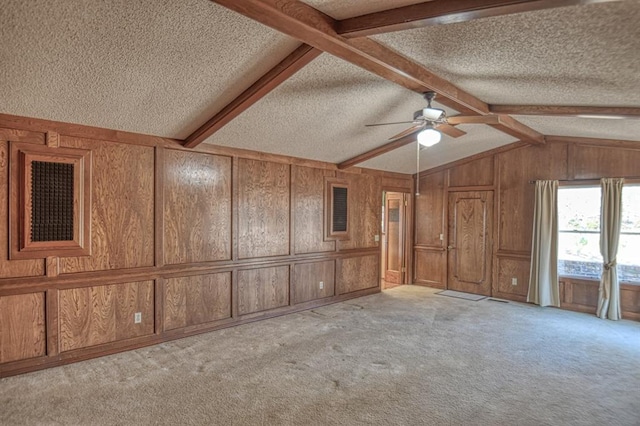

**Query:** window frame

left=557, top=180, right=640, bottom=285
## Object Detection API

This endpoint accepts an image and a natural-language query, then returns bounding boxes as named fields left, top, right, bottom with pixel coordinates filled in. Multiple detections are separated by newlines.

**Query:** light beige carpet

left=1, top=286, right=639, bottom=425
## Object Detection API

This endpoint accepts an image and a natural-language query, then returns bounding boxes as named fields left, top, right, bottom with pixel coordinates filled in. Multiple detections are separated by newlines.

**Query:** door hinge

left=404, top=200, right=408, bottom=206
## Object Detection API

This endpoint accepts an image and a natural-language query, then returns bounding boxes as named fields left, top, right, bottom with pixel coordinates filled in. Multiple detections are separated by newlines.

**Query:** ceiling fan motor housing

left=414, top=108, right=445, bottom=122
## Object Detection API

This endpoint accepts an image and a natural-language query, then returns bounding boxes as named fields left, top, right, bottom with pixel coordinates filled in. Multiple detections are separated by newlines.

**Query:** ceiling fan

left=365, top=91, right=469, bottom=147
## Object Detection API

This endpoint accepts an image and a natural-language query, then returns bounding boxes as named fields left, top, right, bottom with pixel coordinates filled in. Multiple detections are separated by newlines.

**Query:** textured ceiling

left=0, top=0, right=299, bottom=138
left=360, top=124, right=517, bottom=174
left=1, top=0, right=639, bottom=175
left=302, top=0, right=429, bottom=20
left=206, top=53, right=461, bottom=166
left=374, top=1, right=640, bottom=107
left=514, top=116, right=640, bottom=142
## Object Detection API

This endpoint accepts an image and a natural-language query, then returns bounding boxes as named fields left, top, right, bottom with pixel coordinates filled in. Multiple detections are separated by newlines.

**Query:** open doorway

left=381, top=191, right=410, bottom=290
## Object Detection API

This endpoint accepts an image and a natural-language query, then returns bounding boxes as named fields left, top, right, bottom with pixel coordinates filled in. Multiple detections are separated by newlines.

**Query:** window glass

left=558, top=187, right=601, bottom=279
left=619, top=185, right=640, bottom=282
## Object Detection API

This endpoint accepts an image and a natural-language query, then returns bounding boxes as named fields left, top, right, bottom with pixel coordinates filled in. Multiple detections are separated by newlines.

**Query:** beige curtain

left=597, top=178, right=624, bottom=320
left=528, top=180, right=560, bottom=307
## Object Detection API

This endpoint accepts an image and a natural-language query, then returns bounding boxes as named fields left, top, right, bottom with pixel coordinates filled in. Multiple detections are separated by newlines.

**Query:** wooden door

left=447, top=191, right=493, bottom=295
left=384, top=192, right=405, bottom=284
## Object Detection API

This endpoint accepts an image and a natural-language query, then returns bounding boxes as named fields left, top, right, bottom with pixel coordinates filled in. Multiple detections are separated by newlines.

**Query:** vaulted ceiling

left=1, top=0, right=639, bottom=173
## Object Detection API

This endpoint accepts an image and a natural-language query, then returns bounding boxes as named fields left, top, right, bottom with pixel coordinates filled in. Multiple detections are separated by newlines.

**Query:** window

left=325, top=178, right=350, bottom=240
left=10, top=143, right=91, bottom=259
left=558, top=184, right=640, bottom=283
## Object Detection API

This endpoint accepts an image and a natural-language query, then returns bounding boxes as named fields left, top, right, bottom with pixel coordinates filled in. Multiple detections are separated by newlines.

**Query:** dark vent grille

left=31, top=161, right=74, bottom=242
left=332, top=186, right=348, bottom=233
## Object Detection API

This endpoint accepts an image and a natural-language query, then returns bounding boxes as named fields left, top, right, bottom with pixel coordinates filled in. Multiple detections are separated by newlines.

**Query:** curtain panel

left=597, top=178, right=624, bottom=320
left=528, top=180, right=560, bottom=307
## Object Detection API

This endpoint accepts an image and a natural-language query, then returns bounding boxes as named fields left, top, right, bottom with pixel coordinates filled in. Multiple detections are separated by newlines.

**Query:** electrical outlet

left=374, top=235, right=380, bottom=242
left=511, top=278, right=518, bottom=286
left=319, top=281, right=324, bottom=290
left=134, top=312, right=142, bottom=324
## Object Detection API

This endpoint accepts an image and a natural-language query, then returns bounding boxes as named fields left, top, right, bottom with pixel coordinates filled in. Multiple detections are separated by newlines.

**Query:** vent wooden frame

left=10, top=142, right=91, bottom=259
left=324, top=177, right=350, bottom=241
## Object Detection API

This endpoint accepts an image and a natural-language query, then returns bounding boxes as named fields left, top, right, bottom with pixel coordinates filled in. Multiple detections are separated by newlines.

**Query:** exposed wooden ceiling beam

left=337, top=0, right=623, bottom=38
left=338, top=133, right=418, bottom=170
left=447, top=115, right=546, bottom=144
left=489, top=104, right=640, bottom=118
left=212, top=0, right=545, bottom=167
left=211, top=0, right=488, bottom=116
left=183, top=44, right=321, bottom=148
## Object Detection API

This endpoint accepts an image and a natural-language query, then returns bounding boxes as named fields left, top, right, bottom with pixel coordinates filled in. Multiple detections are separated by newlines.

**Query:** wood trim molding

left=9, top=143, right=92, bottom=260
left=183, top=44, right=322, bottom=148
left=490, top=104, right=640, bottom=118
left=337, top=0, right=620, bottom=38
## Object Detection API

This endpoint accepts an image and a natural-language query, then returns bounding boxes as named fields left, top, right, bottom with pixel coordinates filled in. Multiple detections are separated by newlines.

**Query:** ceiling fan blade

left=446, top=115, right=496, bottom=125
left=437, top=123, right=467, bottom=138
left=388, top=124, right=424, bottom=141
left=365, top=120, right=419, bottom=127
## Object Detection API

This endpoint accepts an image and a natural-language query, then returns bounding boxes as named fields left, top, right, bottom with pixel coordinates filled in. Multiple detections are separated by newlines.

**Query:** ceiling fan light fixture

left=417, top=127, right=441, bottom=147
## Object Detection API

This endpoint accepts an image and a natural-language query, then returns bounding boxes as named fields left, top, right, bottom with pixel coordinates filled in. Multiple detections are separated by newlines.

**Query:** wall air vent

left=31, top=161, right=75, bottom=242
left=325, top=178, right=350, bottom=241
left=10, top=142, right=91, bottom=259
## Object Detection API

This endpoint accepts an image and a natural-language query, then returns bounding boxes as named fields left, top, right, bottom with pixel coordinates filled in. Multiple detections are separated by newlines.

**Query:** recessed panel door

left=447, top=191, right=493, bottom=295
left=384, top=192, right=405, bottom=284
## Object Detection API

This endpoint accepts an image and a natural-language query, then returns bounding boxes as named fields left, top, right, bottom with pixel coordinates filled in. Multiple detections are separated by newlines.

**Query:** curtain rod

left=528, top=177, right=640, bottom=184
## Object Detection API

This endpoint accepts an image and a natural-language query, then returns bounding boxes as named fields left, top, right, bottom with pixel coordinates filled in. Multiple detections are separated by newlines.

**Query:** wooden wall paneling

left=0, top=140, right=44, bottom=278
left=620, top=285, right=640, bottom=321
left=560, top=278, right=598, bottom=314
left=415, top=171, right=445, bottom=247
left=164, top=273, right=232, bottom=331
left=497, top=143, right=568, bottom=253
left=45, top=288, right=59, bottom=356
left=337, top=254, right=379, bottom=295
left=381, top=175, right=413, bottom=192
left=155, top=147, right=165, bottom=267
left=413, top=248, right=446, bottom=288
left=293, top=260, right=335, bottom=304
left=59, top=137, right=155, bottom=273
left=336, top=172, right=381, bottom=250
left=237, top=266, right=290, bottom=315
left=154, top=279, right=164, bottom=335
left=494, top=256, right=530, bottom=301
left=163, top=149, right=232, bottom=264
left=237, top=159, right=290, bottom=259
left=448, top=156, right=494, bottom=188
left=0, top=293, right=46, bottom=363
left=59, top=281, right=154, bottom=352
left=570, top=144, right=640, bottom=179
left=292, top=166, right=336, bottom=254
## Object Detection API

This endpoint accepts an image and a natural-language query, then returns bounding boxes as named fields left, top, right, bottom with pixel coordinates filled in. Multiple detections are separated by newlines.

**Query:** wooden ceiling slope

left=208, top=0, right=551, bottom=167
left=337, top=0, right=623, bottom=38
